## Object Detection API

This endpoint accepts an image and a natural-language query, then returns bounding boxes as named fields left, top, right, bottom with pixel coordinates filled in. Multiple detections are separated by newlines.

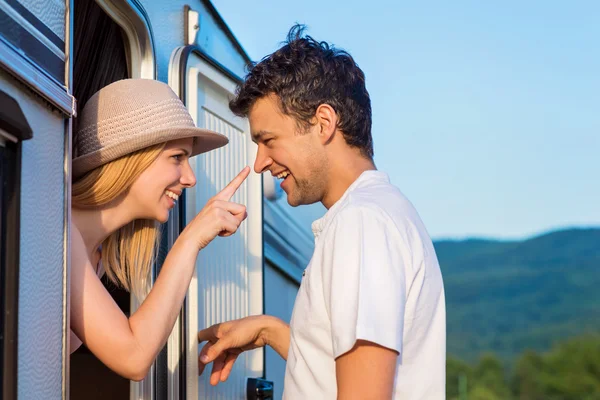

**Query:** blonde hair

left=72, top=143, right=166, bottom=299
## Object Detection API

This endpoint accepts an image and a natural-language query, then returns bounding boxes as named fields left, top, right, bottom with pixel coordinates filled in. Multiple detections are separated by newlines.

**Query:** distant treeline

left=435, top=227, right=600, bottom=363
left=446, top=334, right=600, bottom=400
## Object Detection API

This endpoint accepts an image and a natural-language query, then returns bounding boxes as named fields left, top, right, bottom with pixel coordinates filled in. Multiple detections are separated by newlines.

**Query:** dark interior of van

left=70, top=0, right=130, bottom=398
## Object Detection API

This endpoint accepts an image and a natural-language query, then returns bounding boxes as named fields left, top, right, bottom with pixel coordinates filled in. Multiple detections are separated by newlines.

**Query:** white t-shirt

left=283, top=171, right=446, bottom=399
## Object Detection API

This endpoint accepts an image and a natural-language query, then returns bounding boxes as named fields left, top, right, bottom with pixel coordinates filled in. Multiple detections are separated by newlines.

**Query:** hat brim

left=187, top=128, right=229, bottom=157
left=72, top=126, right=229, bottom=179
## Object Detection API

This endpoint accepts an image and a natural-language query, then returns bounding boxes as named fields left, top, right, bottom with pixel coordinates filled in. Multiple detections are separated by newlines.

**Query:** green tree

left=473, top=353, right=512, bottom=399
left=447, top=356, right=473, bottom=400
left=539, top=335, right=600, bottom=400
left=469, top=385, right=503, bottom=400
left=446, top=334, right=600, bottom=400
left=512, top=350, right=545, bottom=400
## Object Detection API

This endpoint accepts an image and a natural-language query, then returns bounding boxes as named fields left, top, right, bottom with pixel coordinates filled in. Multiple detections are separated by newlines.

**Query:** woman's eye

left=172, top=154, right=183, bottom=161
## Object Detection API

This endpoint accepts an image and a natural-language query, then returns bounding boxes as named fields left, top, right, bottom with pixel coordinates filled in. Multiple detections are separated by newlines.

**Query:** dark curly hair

left=230, top=24, right=373, bottom=159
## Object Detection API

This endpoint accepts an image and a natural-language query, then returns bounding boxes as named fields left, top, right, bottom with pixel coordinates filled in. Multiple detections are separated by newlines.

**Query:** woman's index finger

left=215, top=166, right=251, bottom=201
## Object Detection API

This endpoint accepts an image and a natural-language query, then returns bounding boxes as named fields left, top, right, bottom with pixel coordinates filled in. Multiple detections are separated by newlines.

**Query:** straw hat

left=72, top=79, right=228, bottom=178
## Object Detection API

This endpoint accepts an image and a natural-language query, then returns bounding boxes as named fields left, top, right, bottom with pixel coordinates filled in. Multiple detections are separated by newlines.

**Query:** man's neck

left=321, top=155, right=376, bottom=209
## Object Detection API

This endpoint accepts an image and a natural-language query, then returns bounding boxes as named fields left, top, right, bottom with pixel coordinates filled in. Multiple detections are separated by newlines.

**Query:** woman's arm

left=71, top=168, right=249, bottom=381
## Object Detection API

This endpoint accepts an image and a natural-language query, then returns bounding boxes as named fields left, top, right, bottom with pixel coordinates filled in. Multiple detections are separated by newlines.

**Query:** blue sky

left=212, top=0, right=599, bottom=240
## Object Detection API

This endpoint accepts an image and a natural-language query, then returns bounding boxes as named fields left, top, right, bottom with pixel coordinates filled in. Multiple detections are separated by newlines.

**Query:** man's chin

left=285, top=193, right=319, bottom=207
left=284, top=191, right=301, bottom=207
left=286, top=198, right=301, bottom=207
left=284, top=192, right=299, bottom=207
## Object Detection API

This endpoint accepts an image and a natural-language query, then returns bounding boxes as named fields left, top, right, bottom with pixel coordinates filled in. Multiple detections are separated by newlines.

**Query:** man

left=197, top=25, right=446, bottom=399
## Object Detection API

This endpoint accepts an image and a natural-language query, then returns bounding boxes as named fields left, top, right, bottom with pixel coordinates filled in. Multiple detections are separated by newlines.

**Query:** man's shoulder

left=325, top=198, right=406, bottom=245
left=329, top=183, right=431, bottom=246
left=340, top=182, right=416, bottom=225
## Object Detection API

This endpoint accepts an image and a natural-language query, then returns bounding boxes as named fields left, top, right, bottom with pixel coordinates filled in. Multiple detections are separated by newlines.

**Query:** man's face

left=249, top=94, right=328, bottom=207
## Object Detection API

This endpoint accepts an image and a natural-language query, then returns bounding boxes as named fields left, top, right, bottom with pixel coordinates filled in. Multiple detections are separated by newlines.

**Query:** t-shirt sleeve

left=322, top=206, right=408, bottom=359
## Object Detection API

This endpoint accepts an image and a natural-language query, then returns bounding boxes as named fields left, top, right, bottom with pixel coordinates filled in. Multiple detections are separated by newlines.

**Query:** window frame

left=0, top=89, right=33, bottom=400
left=71, top=1, right=158, bottom=399
left=0, top=1, right=75, bottom=116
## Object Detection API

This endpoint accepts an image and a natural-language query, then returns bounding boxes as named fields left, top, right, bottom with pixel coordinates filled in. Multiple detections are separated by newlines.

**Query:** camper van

left=0, top=0, right=316, bottom=398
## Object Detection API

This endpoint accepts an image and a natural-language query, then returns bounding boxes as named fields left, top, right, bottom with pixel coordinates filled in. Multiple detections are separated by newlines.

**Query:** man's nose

left=253, top=146, right=273, bottom=174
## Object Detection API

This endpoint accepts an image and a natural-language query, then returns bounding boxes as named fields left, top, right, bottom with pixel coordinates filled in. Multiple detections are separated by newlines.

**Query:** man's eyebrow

left=251, top=130, right=272, bottom=142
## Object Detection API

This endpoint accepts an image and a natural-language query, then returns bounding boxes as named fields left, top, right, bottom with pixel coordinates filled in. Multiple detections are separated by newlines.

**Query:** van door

left=0, top=0, right=74, bottom=399
left=169, top=46, right=265, bottom=399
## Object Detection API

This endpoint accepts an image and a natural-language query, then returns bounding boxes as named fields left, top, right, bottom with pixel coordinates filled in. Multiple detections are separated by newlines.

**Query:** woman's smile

left=165, top=189, right=180, bottom=209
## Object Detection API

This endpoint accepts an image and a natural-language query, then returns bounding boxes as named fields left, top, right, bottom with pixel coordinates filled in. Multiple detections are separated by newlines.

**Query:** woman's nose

left=181, top=161, right=197, bottom=188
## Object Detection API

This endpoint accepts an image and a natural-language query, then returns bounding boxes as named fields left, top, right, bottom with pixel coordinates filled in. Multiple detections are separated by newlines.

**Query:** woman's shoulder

left=71, top=221, right=103, bottom=275
left=71, top=221, right=85, bottom=249
left=71, top=221, right=91, bottom=265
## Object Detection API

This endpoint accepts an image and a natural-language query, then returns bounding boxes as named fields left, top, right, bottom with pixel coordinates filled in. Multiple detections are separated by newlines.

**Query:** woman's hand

left=180, top=166, right=250, bottom=251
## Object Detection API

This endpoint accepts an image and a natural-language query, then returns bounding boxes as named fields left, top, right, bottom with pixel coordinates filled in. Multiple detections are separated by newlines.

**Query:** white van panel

left=264, top=262, right=300, bottom=400
left=180, top=52, right=263, bottom=399
left=14, top=0, right=65, bottom=39
left=0, top=69, right=68, bottom=399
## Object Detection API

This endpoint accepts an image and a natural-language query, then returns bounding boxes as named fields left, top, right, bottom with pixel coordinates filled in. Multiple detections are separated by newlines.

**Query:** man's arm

left=262, top=316, right=291, bottom=359
left=198, top=315, right=290, bottom=385
left=324, top=207, right=407, bottom=398
left=336, top=340, right=399, bottom=400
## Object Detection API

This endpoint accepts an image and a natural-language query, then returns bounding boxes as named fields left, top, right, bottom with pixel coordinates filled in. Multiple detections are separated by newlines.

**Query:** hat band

left=76, top=102, right=195, bottom=157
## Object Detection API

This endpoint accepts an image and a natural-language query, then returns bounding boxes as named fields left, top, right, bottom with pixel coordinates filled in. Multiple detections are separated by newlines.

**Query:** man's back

left=284, top=171, right=446, bottom=399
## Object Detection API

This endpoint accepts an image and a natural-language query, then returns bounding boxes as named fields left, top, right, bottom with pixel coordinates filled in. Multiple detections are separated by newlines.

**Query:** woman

left=70, top=78, right=249, bottom=381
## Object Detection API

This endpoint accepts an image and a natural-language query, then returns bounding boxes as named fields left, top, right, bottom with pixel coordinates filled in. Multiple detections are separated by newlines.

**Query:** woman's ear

left=315, top=104, right=338, bottom=144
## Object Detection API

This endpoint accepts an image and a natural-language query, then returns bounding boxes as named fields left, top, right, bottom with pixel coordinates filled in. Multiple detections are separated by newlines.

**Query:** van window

left=70, top=0, right=130, bottom=398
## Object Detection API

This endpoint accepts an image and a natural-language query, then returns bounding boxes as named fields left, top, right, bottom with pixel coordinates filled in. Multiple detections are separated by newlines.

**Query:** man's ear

left=315, top=104, right=337, bottom=144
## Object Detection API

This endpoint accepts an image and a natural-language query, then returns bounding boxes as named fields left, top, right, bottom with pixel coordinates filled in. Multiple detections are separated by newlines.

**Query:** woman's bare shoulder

left=71, top=222, right=103, bottom=276
left=71, top=221, right=91, bottom=267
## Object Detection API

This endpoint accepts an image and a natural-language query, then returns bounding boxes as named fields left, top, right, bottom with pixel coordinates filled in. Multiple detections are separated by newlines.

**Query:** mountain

left=434, top=227, right=600, bottom=363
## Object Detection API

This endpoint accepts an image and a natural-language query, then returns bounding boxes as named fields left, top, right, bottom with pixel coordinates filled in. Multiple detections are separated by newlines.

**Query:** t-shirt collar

left=311, top=170, right=389, bottom=237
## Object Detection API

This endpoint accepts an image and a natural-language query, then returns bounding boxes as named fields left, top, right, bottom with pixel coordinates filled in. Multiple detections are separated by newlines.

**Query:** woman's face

left=128, top=138, right=196, bottom=223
